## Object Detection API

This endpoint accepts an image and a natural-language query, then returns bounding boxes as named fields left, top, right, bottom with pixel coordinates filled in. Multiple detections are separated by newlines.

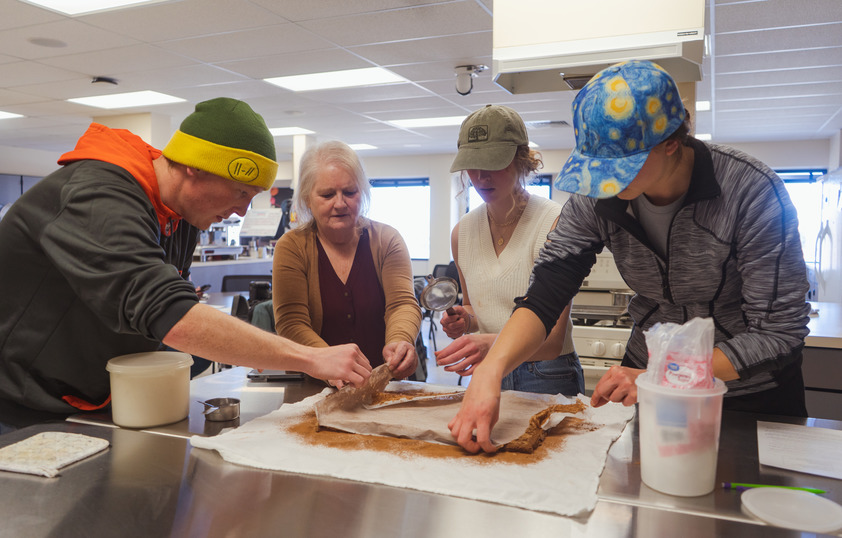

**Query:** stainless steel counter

left=806, top=301, right=842, bottom=349
left=599, top=411, right=842, bottom=527
left=0, top=417, right=826, bottom=538
left=3, top=369, right=840, bottom=537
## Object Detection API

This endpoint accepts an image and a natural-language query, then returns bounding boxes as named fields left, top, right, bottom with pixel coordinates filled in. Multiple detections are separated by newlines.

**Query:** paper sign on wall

left=239, top=208, right=282, bottom=237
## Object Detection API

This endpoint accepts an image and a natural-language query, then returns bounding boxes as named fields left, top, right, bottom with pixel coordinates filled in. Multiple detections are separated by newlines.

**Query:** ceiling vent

left=525, top=120, right=570, bottom=129
left=492, top=0, right=705, bottom=94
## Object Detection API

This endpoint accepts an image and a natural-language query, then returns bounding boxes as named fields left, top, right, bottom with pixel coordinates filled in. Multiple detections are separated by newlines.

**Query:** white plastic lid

left=106, top=351, right=193, bottom=375
left=742, top=487, right=842, bottom=533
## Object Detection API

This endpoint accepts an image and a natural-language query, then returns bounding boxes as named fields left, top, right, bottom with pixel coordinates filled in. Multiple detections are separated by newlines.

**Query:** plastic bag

left=644, top=317, right=715, bottom=389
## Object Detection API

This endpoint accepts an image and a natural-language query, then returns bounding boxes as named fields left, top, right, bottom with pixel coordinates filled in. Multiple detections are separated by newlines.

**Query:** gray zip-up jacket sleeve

left=517, top=139, right=810, bottom=397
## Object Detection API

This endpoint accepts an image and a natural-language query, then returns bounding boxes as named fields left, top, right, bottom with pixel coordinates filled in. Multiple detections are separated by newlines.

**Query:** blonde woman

left=272, top=141, right=421, bottom=388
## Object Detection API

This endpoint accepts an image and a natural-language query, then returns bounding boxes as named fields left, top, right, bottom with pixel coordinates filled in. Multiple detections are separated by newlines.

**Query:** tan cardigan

left=272, top=218, right=422, bottom=353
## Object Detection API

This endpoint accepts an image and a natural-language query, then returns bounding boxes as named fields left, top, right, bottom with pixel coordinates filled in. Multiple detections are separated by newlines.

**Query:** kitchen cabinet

left=0, top=174, right=41, bottom=207
left=803, top=301, right=842, bottom=420
left=0, top=174, right=19, bottom=206
left=803, top=346, right=842, bottom=420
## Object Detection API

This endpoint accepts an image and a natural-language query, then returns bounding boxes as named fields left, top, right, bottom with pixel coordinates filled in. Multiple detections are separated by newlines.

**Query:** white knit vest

left=458, top=196, right=574, bottom=355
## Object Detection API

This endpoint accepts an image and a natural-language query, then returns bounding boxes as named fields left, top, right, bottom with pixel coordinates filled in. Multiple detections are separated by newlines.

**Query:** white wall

left=0, top=146, right=61, bottom=177
left=725, top=139, right=832, bottom=170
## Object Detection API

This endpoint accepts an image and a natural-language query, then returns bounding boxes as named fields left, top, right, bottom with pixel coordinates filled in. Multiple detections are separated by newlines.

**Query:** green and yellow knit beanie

left=163, top=97, right=279, bottom=190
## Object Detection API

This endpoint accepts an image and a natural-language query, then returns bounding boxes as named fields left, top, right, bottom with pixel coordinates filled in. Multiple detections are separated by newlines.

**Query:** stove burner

left=571, top=305, right=633, bottom=329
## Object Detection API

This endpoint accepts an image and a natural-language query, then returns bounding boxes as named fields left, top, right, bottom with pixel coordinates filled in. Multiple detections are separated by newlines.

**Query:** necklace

left=487, top=209, right=522, bottom=228
left=488, top=193, right=528, bottom=246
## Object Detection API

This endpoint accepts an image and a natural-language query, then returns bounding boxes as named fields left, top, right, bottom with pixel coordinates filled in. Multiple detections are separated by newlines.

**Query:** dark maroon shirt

left=317, top=229, right=387, bottom=367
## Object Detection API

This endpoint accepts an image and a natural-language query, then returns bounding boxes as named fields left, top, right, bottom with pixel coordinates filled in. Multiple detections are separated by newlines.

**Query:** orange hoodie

left=58, top=123, right=181, bottom=236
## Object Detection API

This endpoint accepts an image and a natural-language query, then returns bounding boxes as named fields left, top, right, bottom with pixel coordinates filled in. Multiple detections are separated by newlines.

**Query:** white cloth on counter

left=0, top=432, right=109, bottom=478
left=190, top=383, right=635, bottom=517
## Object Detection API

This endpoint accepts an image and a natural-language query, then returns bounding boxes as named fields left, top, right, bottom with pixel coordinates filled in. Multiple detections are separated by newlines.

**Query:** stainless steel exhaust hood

left=492, top=0, right=705, bottom=94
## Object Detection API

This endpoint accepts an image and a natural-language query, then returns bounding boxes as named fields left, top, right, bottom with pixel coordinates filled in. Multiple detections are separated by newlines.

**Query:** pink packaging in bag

left=661, top=351, right=714, bottom=389
left=644, top=318, right=715, bottom=390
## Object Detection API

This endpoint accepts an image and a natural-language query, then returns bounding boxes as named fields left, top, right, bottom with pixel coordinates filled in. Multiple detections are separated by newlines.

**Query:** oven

left=571, top=252, right=632, bottom=395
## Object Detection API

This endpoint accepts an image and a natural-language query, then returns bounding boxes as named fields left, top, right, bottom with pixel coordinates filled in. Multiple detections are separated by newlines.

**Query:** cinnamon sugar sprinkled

left=503, top=401, right=587, bottom=453
left=286, top=399, right=596, bottom=465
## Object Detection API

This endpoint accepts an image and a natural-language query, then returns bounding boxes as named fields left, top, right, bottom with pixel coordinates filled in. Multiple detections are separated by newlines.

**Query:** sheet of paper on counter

left=190, top=383, right=635, bottom=517
left=757, top=421, right=842, bottom=479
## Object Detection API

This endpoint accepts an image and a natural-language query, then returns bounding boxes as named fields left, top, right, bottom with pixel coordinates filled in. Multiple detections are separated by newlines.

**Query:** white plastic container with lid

left=106, top=351, right=193, bottom=428
left=636, top=376, right=727, bottom=496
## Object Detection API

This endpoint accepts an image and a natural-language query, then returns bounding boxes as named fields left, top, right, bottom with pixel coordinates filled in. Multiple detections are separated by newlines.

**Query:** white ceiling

left=0, top=0, right=840, bottom=162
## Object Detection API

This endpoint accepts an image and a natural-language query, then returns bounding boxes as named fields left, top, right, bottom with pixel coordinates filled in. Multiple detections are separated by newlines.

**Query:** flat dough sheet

left=315, top=383, right=580, bottom=447
left=0, top=432, right=109, bottom=478
left=191, top=382, right=635, bottom=517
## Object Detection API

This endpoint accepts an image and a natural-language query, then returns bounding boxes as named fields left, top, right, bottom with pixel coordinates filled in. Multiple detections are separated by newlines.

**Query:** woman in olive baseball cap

left=435, top=104, right=583, bottom=398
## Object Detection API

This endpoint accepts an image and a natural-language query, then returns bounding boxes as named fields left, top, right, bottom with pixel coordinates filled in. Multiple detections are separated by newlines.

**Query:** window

left=780, top=169, right=827, bottom=265
left=367, top=178, right=430, bottom=259
left=467, top=173, right=553, bottom=211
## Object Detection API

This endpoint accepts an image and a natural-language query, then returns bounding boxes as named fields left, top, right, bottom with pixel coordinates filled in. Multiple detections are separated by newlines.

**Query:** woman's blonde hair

left=455, top=145, right=543, bottom=197
left=292, top=140, right=371, bottom=229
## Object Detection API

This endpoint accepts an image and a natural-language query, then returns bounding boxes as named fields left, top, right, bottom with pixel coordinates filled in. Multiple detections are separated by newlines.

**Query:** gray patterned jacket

left=518, top=138, right=810, bottom=397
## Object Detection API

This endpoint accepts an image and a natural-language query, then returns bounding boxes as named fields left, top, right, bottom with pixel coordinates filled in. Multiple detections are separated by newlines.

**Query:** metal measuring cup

left=198, top=397, right=240, bottom=421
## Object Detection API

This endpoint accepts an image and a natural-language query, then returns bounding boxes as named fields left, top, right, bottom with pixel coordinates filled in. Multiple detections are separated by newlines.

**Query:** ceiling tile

left=350, top=31, right=492, bottom=66
left=38, top=44, right=194, bottom=75
left=251, top=0, right=452, bottom=22
left=0, top=0, right=64, bottom=30
left=297, top=2, right=491, bottom=47
left=220, top=49, right=372, bottom=79
left=714, top=47, right=842, bottom=74
left=77, top=0, right=288, bottom=41
left=0, top=19, right=138, bottom=60
left=159, top=24, right=334, bottom=64
left=715, top=23, right=842, bottom=55
left=0, top=61, right=81, bottom=88
left=714, top=0, right=842, bottom=33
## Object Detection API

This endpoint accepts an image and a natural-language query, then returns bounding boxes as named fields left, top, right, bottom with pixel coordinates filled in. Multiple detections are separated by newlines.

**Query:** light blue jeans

left=501, top=352, right=584, bottom=396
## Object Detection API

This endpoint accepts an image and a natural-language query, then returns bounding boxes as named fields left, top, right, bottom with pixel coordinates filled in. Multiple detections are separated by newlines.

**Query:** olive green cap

left=450, top=104, right=528, bottom=172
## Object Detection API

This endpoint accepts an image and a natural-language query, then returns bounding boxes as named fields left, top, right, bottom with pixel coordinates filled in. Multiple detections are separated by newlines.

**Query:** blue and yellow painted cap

left=555, top=60, right=686, bottom=199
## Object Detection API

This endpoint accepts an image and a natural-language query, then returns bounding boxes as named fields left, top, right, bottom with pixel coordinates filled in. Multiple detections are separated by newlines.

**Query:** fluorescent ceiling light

left=349, top=144, right=377, bottom=151
left=696, top=101, right=711, bottom=111
left=21, top=0, right=170, bottom=16
left=528, top=141, right=539, bottom=148
left=0, top=111, right=24, bottom=120
left=68, top=90, right=184, bottom=109
left=269, top=127, right=315, bottom=137
left=264, top=67, right=407, bottom=92
left=696, top=133, right=712, bottom=141
left=389, top=116, right=466, bottom=129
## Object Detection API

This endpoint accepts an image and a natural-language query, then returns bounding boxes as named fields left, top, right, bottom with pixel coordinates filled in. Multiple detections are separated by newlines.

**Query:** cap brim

left=449, top=145, right=518, bottom=173
left=554, top=148, right=650, bottom=199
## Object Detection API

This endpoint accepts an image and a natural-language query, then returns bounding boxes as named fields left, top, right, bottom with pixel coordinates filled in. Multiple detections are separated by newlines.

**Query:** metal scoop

left=418, top=274, right=459, bottom=315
